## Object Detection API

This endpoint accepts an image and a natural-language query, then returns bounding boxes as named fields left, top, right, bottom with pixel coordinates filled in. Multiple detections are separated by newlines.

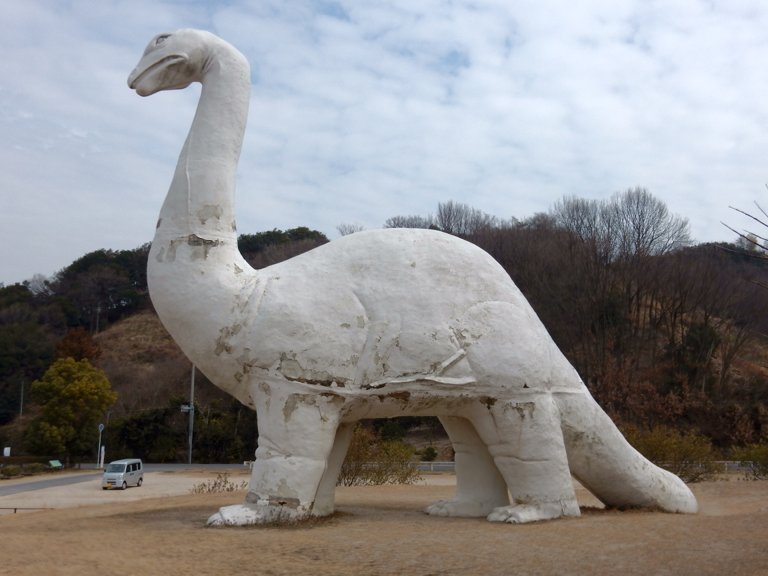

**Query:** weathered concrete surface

left=129, top=29, right=697, bottom=526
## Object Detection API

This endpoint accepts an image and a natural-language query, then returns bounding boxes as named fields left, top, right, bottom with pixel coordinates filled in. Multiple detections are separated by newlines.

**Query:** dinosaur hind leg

left=469, top=395, right=580, bottom=524
left=313, top=422, right=355, bottom=516
left=425, top=415, right=509, bottom=518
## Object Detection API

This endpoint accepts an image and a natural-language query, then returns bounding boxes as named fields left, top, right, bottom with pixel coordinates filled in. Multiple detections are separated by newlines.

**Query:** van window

left=107, top=463, right=126, bottom=473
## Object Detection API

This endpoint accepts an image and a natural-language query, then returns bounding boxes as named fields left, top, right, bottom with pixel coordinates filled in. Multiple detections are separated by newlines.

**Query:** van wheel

left=121, top=481, right=127, bottom=490
left=137, top=477, right=143, bottom=487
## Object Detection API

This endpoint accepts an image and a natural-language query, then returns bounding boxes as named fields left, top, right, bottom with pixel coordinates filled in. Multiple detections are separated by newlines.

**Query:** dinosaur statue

left=128, top=29, right=698, bottom=526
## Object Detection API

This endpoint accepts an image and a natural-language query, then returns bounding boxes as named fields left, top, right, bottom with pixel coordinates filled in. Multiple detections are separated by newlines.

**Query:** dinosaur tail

left=557, top=385, right=698, bottom=513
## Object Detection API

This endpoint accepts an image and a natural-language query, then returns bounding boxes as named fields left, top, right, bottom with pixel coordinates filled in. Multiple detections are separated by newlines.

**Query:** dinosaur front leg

left=425, top=415, right=509, bottom=517
left=208, top=387, right=344, bottom=526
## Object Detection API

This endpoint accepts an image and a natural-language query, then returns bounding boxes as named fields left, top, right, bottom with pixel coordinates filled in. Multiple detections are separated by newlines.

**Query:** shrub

left=190, top=472, right=248, bottom=494
left=23, top=463, right=47, bottom=475
left=419, top=446, right=438, bottom=462
left=624, top=425, right=721, bottom=483
left=338, top=424, right=420, bottom=486
left=732, top=444, right=768, bottom=480
left=1, top=464, right=22, bottom=477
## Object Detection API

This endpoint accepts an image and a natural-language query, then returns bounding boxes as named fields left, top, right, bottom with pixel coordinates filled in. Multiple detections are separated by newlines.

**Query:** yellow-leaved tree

left=25, top=357, right=116, bottom=464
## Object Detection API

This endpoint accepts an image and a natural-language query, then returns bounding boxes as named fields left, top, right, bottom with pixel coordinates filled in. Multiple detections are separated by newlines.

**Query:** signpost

left=96, top=423, right=105, bottom=469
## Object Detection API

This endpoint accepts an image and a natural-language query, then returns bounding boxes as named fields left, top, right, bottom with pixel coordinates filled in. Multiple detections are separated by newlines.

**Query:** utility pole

left=188, top=365, right=195, bottom=465
left=181, top=366, right=196, bottom=464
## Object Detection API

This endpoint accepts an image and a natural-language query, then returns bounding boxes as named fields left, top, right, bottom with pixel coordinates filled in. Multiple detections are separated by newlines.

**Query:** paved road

left=0, top=473, right=101, bottom=497
left=0, top=464, right=245, bottom=497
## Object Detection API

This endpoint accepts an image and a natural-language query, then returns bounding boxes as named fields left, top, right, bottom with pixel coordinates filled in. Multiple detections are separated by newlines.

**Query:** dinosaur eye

left=155, top=34, right=171, bottom=46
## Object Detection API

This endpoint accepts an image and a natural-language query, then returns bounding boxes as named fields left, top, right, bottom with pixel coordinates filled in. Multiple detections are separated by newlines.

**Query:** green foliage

left=0, top=282, right=64, bottom=425
left=732, top=444, right=768, bottom=480
left=194, top=402, right=258, bottom=463
left=419, top=446, right=438, bottom=462
left=24, top=358, right=117, bottom=462
left=106, top=399, right=258, bottom=463
left=372, top=416, right=426, bottom=441
left=237, top=227, right=328, bottom=255
left=0, top=284, right=35, bottom=307
left=23, top=462, right=46, bottom=474
left=51, top=245, right=150, bottom=331
left=237, top=227, right=330, bottom=269
left=108, top=404, right=182, bottom=462
left=0, top=461, right=48, bottom=477
left=623, top=425, right=721, bottom=483
left=338, top=424, right=420, bottom=486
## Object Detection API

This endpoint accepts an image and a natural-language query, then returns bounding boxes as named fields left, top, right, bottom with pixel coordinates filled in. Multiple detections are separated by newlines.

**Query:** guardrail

left=0, top=507, right=53, bottom=514
left=416, top=461, right=456, bottom=473
left=242, top=460, right=755, bottom=475
left=414, top=461, right=755, bottom=474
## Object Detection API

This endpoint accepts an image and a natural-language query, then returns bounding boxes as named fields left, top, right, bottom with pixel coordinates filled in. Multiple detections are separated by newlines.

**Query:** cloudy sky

left=2, top=0, right=767, bottom=286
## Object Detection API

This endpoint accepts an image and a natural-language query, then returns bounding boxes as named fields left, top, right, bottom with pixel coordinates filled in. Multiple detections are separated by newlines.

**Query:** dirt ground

left=1, top=470, right=766, bottom=576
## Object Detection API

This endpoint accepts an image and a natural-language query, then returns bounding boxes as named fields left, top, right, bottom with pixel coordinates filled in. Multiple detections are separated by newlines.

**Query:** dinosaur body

left=128, top=29, right=697, bottom=526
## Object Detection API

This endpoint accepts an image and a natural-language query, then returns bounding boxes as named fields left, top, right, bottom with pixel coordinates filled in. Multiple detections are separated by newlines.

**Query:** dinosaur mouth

left=128, top=55, right=187, bottom=94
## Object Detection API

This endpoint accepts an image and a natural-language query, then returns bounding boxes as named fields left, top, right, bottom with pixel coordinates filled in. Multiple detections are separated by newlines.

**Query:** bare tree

left=383, top=214, right=435, bottom=229
left=611, top=187, right=691, bottom=258
left=436, top=200, right=499, bottom=237
left=724, top=202, right=768, bottom=256
left=553, top=188, right=691, bottom=262
left=25, top=274, right=53, bottom=296
left=336, top=223, right=365, bottom=236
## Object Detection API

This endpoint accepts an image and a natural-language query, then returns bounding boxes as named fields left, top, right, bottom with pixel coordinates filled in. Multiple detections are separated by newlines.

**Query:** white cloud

left=1, top=0, right=768, bottom=285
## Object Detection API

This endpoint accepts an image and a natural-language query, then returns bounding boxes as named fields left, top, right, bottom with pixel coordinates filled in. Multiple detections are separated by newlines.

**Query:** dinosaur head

left=128, top=29, right=212, bottom=96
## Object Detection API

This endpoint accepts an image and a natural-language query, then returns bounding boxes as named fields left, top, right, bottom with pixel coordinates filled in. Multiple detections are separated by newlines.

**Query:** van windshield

left=106, top=463, right=126, bottom=473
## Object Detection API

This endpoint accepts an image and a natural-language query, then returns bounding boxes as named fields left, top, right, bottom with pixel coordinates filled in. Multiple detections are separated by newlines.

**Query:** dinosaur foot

left=207, top=501, right=308, bottom=527
left=425, top=499, right=503, bottom=518
left=486, top=501, right=580, bottom=524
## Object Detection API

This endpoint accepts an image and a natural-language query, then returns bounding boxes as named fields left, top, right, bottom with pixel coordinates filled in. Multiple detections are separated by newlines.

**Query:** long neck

left=156, top=44, right=250, bottom=240
left=148, top=40, right=255, bottom=366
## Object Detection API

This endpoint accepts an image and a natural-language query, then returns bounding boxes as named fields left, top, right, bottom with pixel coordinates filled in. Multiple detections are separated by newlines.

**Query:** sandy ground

left=1, top=470, right=767, bottom=576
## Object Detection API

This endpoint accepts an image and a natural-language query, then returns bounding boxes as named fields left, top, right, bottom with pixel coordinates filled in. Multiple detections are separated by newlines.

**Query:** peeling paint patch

left=278, top=353, right=346, bottom=387
left=377, top=391, right=411, bottom=403
left=187, top=234, right=222, bottom=260
left=283, top=394, right=300, bottom=420
left=512, top=401, right=536, bottom=419
left=245, top=493, right=301, bottom=508
left=268, top=495, right=300, bottom=508
left=197, top=204, right=223, bottom=225
left=215, top=324, right=242, bottom=355
left=481, top=397, right=497, bottom=409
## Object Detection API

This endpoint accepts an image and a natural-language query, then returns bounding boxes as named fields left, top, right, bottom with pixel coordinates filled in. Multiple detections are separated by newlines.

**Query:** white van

left=102, top=458, right=144, bottom=490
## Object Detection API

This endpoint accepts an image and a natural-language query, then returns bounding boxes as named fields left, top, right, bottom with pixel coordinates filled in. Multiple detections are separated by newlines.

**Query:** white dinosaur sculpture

left=128, top=29, right=698, bottom=526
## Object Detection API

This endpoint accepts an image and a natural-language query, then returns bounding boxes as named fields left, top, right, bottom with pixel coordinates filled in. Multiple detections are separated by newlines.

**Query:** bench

left=48, top=460, right=63, bottom=471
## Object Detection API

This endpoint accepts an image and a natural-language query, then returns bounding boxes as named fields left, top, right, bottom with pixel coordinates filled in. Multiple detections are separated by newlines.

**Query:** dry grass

left=1, top=473, right=767, bottom=576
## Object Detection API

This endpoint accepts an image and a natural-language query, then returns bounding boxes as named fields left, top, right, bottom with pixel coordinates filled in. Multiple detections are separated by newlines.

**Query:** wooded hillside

left=2, top=191, right=767, bottom=462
